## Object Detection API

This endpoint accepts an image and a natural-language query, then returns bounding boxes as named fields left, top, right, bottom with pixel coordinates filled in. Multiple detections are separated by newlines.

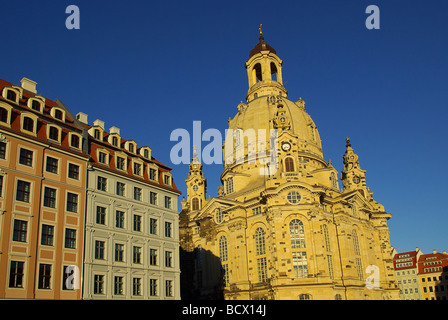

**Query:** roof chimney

left=443, top=251, right=447, bottom=255
left=93, top=119, right=105, bottom=129
left=433, top=250, right=437, bottom=254
left=76, top=112, right=88, bottom=124
left=109, top=126, right=120, bottom=135
left=20, top=77, right=37, bottom=94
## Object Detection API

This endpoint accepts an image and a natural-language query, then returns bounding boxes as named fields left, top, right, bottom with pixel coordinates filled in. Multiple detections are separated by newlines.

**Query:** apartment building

left=418, top=250, right=448, bottom=300
left=393, top=248, right=422, bottom=300
left=79, top=115, right=181, bottom=299
left=0, top=78, right=88, bottom=299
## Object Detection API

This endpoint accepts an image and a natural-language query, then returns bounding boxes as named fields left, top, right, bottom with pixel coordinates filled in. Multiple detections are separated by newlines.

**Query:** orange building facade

left=0, top=78, right=88, bottom=299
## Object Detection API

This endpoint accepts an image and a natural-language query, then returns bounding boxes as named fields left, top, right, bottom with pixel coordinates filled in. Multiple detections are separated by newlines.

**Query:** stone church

left=179, top=30, right=399, bottom=300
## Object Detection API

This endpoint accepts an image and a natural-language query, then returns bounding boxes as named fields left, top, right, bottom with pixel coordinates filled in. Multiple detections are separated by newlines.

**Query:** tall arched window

left=352, top=229, right=361, bottom=255
left=219, top=236, right=228, bottom=262
left=321, top=224, right=331, bottom=252
left=270, top=62, right=278, bottom=81
left=290, top=219, right=305, bottom=248
left=253, top=63, right=262, bottom=82
left=226, top=177, right=234, bottom=194
left=352, top=229, right=363, bottom=280
left=255, top=227, right=266, bottom=256
left=284, top=157, right=294, bottom=172
left=192, top=198, right=200, bottom=211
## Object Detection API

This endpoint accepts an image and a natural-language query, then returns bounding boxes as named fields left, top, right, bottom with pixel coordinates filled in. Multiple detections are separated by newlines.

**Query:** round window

left=287, top=191, right=301, bottom=204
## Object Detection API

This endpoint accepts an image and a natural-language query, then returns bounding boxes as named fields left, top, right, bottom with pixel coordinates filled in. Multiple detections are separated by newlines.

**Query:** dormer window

left=144, top=149, right=149, bottom=158
left=129, top=144, right=134, bottom=153
left=69, top=133, right=81, bottom=149
left=0, top=107, right=8, bottom=123
left=49, top=126, right=59, bottom=141
left=112, top=136, right=118, bottom=146
left=164, top=174, right=171, bottom=186
left=125, top=141, right=137, bottom=154
left=97, top=149, right=110, bottom=166
left=50, top=107, right=65, bottom=122
left=23, top=117, right=34, bottom=132
left=94, top=129, right=100, bottom=139
left=2, top=87, right=21, bottom=104
left=140, top=146, right=152, bottom=159
left=6, top=90, right=16, bottom=101
left=32, top=100, right=41, bottom=111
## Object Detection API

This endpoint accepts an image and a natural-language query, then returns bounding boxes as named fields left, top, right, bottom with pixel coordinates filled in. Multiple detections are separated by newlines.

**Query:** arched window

left=219, top=236, right=228, bottom=262
left=321, top=224, right=331, bottom=252
left=270, top=62, right=278, bottom=81
left=331, top=172, right=338, bottom=189
left=23, top=116, right=34, bottom=132
left=299, top=294, right=311, bottom=300
left=192, top=198, right=200, bottom=211
left=290, top=219, right=306, bottom=248
left=255, top=227, right=266, bottom=256
left=226, top=177, right=234, bottom=194
left=48, top=126, right=59, bottom=141
left=216, top=209, right=224, bottom=224
left=335, top=294, right=343, bottom=300
left=254, top=63, right=262, bottom=82
left=0, top=107, right=8, bottom=123
left=6, top=90, right=17, bottom=102
left=352, top=229, right=361, bottom=255
left=284, top=157, right=294, bottom=172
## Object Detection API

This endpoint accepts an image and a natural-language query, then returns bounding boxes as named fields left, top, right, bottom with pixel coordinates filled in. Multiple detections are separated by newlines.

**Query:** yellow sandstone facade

left=179, top=32, right=400, bottom=300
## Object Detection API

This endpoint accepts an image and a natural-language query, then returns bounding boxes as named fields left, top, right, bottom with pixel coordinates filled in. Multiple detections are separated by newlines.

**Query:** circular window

left=287, top=191, right=301, bottom=204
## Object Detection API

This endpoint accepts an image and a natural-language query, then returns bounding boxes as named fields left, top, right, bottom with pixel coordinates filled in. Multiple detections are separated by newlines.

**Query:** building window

left=0, top=107, right=8, bottom=123
left=112, top=136, right=118, bottom=147
left=321, top=224, right=331, bottom=252
left=165, top=251, right=173, bottom=267
left=62, top=266, right=75, bottom=291
left=31, top=100, right=41, bottom=111
left=150, top=249, right=158, bottom=266
left=165, top=280, right=173, bottom=297
left=128, top=143, right=134, bottom=153
left=116, top=211, right=125, bottom=228
left=299, top=294, right=311, bottom=300
left=65, top=228, right=76, bottom=249
left=38, top=264, right=52, bottom=289
left=216, top=209, right=224, bottom=223
left=290, top=219, right=306, bottom=248
left=133, top=163, right=142, bottom=176
left=133, top=246, right=142, bottom=264
left=149, top=168, right=157, bottom=180
left=293, top=252, right=308, bottom=278
left=94, top=129, right=100, bottom=140
left=98, top=152, right=107, bottom=164
left=225, top=177, right=234, bottom=194
left=48, top=126, right=60, bottom=141
left=96, top=206, right=106, bottom=225
left=257, top=257, right=268, bottom=283
left=6, top=90, right=17, bottom=102
left=45, top=157, right=58, bottom=174
left=0, top=141, right=7, bottom=159
left=284, top=157, right=295, bottom=172
left=133, top=278, right=142, bottom=296
left=165, top=222, right=172, bottom=238
left=116, top=156, right=126, bottom=170
left=116, top=182, right=125, bottom=196
left=66, top=193, right=78, bottom=213
left=54, top=109, right=63, bottom=120
left=287, top=191, right=301, bottom=204
left=255, top=228, right=266, bottom=256
left=95, top=240, right=105, bottom=260
left=352, top=229, right=361, bottom=255
left=133, top=215, right=141, bottom=232
left=22, top=116, right=34, bottom=132
left=94, top=275, right=104, bottom=294
left=164, top=175, right=171, bottom=185
left=0, top=175, right=3, bottom=197
left=43, top=187, right=56, bottom=208
left=68, top=163, right=80, bottom=180
left=114, top=276, right=124, bottom=295
left=150, top=279, right=158, bottom=296
left=219, top=236, right=228, bottom=262
left=150, top=192, right=157, bottom=205
left=150, top=218, right=157, bottom=235
left=70, top=134, right=80, bottom=149
left=19, top=148, right=33, bottom=166
left=134, top=187, right=142, bottom=201
left=13, top=219, right=27, bottom=242
left=16, top=180, right=31, bottom=203
left=327, top=255, right=334, bottom=280
left=115, top=244, right=124, bottom=262
left=192, top=198, right=199, bottom=211
left=9, top=261, right=24, bottom=288
left=97, top=176, right=107, bottom=191
left=165, top=196, right=172, bottom=209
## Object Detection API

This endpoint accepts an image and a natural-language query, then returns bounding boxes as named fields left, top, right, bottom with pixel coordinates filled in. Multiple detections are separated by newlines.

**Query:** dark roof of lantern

left=249, top=36, right=277, bottom=58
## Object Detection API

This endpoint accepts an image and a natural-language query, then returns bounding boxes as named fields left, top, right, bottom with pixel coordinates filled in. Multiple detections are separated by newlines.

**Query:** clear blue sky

left=1, top=0, right=447, bottom=254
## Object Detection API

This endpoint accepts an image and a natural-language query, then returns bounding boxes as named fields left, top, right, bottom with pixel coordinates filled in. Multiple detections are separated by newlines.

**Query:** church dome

left=249, top=37, right=277, bottom=58
left=227, top=96, right=324, bottom=161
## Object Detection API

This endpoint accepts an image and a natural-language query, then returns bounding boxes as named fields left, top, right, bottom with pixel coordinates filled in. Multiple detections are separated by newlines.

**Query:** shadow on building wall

left=434, top=266, right=448, bottom=300
left=180, top=247, right=224, bottom=300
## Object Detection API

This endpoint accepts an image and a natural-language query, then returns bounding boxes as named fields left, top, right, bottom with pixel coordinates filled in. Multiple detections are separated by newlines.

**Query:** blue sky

left=1, top=0, right=447, bottom=254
